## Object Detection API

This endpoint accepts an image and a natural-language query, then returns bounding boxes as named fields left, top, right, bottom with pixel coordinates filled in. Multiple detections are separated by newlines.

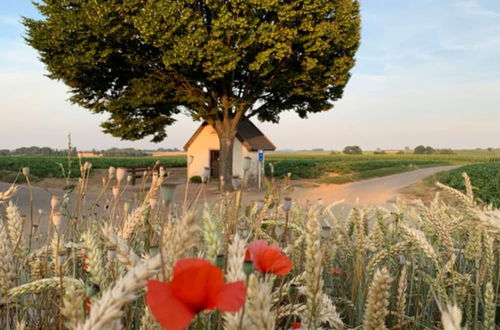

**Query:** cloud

left=456, top=1, right=500, bottom=17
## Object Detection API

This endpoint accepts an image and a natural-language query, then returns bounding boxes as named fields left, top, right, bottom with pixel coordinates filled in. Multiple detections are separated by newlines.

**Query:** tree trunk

left=213, top=120, right=238, bottom=192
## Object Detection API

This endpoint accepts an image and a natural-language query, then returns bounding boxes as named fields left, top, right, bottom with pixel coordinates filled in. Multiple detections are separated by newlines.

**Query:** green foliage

left=0, top=156, right=185, bottom=179
left=189, top=176, right=202, bottom=183
left=442, top=163, right=500, bottom=207
left=24, top=0, right=361, bottom=141
left=267, top=158, right=448, bottom=180
left=343, top=145, right=362, bottom=155
left=414, top=145, right=435, bottom=154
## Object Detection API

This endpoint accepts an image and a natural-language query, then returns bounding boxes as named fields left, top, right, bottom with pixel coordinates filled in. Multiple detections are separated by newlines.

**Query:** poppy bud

left=160, top=183, right=177, bottom=204
left=289, top=284, right=298, bottom=300
left=86, top=283, right=100, bottom=297
left=116, top=167, right=127, bottom=184
left=52, top=212, right=63, bottom=230
left=215, top=254, right=225, bottom=269
left=108, top=166, right=116, bottom=180
left=243, top=260, right=254, bottom=276
left=112, top=186, right=120, bottom=199
left=50, top=195, right=61, bottom=211
left=282, top=197, right=292, bottom=212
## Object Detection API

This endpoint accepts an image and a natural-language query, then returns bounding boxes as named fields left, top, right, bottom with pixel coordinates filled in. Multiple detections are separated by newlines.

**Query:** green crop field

left=0, top=150, right=496, bottom=184
left=435, top=163, right=500, bottom=207
left=0, top=155, right=186, bottom=181
left=265, top=151, right=495, bottom=182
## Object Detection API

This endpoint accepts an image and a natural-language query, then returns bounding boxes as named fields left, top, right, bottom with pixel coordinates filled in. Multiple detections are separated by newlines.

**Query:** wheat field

left=0, top=163, right=498, bottom=329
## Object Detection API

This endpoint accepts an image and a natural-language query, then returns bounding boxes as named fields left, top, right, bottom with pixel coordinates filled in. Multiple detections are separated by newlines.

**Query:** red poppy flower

left=85, top=297, right=91, bottom=313
left=245, top=240, right=293, bottom=275
left=331, top=268, right=344, bottom=276
left=83, top=256, right=89, bottom=273
left=291, top=322, right=302, bottom=329
left=146, top=258, right=246, bottom=330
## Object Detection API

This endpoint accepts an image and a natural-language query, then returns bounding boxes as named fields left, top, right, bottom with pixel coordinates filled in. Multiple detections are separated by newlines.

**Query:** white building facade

left=184, top=118, right=276, bottom=182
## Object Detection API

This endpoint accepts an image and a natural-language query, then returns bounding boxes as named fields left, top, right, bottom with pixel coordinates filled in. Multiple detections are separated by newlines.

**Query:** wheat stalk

left=245, top=274, right=275, bottom=330
left=305, top=210, right=322, bottom=328
left=0, top=223, right=15, bottom=300
left=0, top=184, right=18, bottom=203
left=364, top=267, right=393, bottom=330
left=9, top=277, right=85, bottom=296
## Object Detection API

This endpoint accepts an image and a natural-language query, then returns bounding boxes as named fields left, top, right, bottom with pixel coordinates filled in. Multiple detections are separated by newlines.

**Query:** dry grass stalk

left=305, top=211, right=323, bottom=328
left=120, top=204, right=147, bottom=239
left=439, top=304, right=464, bottom=330
left=0, top=223, right=15, bottom=300
left=319, top=293, right=343, bottom=329
left=202, top=205, right=222, bottom=262
left=139, top=304, right=160, bottom=330
left=223, top=234, right=247, bottom=329
left=400, top=225, right=439, bottom=266
left=245, top=274, right=275, bottom=330
left=82, top=231, right=107, bottom=287
left=76, top=254, right=162, bottom=330
left=483, top=281, right=495, bottom=330
left=160, top=212, right=198, bottom=279
left=0, top=184, right=18, bottom=203
left=6, top=201, right=24, bottom=253
left=15, top=319, right=27, bottom=330
left=395, top=264, right=408, bottom=328
left=102, top=224, right=139, bottom=269
left=8, top=277, right=85, bottom=297
left=61, top=283, right=85, bottom=329
left=364, top=267, right=393, bottom=330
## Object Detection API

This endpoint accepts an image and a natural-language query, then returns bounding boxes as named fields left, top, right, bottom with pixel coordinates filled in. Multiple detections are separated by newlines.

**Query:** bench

left=127, top=166, right=158, bottom=185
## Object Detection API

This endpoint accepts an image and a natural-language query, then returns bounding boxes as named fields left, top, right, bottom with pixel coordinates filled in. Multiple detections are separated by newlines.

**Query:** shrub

left=190, top=175, right=202, bottom=183
left=414, top=145, right=435, bottom=154
left=343, top=145, right=362, bottom=155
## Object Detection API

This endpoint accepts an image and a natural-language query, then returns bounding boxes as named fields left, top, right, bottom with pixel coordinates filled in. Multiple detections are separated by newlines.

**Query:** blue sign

left=258, top=149, right=264, bottom=162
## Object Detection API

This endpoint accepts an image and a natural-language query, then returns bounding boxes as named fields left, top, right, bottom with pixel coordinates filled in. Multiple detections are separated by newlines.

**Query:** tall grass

left=0, top=162, right=498, bottom=329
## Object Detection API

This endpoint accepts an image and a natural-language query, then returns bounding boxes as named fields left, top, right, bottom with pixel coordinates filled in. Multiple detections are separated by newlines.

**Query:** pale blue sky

left=1, top=0, right=499, bottom=151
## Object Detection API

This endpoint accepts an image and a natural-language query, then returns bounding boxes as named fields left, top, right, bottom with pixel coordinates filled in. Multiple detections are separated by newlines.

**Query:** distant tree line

left=414, top=145, right=455, bottom=155
left=0, top=146, right=77, bottom=156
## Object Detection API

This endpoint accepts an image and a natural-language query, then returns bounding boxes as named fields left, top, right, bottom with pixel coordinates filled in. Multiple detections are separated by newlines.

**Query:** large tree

left=24, top=0, right=361, bottom=190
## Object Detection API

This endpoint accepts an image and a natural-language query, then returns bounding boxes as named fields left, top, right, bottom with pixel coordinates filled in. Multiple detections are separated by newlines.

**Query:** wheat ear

left=364, top=267, right=393, bottom=330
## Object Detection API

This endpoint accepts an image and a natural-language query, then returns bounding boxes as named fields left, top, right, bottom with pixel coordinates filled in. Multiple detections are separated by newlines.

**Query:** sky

left=0, top=0, right=499, bottom=151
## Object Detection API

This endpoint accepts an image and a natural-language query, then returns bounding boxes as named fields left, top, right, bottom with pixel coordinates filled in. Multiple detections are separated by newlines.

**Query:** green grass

left=433, top=162, right=500, bottom=207
left=264, top=151, right=494, bottom=183
left=0, top=155, right=186, bottom=179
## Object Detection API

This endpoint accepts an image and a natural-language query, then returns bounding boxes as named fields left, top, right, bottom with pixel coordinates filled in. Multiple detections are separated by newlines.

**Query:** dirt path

left=290, top=165, right=458, bottom=206
left=1, top=165, right=458, bottom=215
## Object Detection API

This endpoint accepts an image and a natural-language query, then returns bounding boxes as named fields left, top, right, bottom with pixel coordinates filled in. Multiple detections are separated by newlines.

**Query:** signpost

left=258, top=149, right=264, bottom=189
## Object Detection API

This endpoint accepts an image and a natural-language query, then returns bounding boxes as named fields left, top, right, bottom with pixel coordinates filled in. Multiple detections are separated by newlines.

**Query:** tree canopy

left=24, top=0, right=361, bottom=188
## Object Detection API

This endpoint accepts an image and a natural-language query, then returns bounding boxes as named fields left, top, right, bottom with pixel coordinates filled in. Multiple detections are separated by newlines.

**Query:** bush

left=414, top=145, right=435, bottom=154
left=343, top=146, right=362, bottom=155
left=190, top=175, right=202, bottom=183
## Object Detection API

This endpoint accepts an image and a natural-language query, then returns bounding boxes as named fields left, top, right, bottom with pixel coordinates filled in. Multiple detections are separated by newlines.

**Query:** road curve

left=290, top=165, right=459, bottom=206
